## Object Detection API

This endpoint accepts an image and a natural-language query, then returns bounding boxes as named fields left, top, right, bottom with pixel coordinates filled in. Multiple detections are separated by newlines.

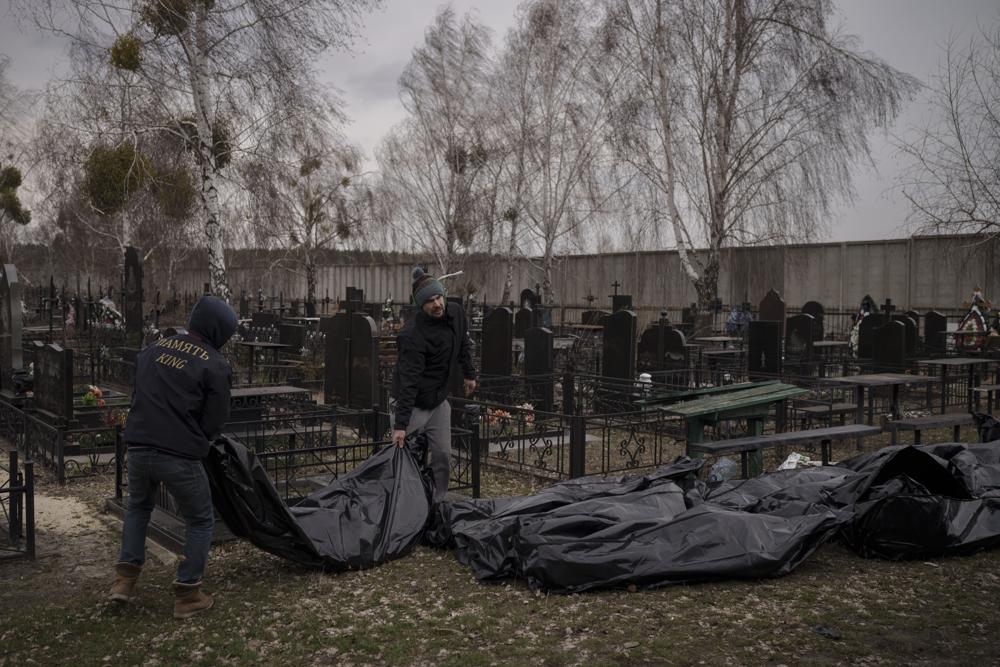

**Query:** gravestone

left=349, top=314, right=379, bottom=410
left=784, top=313, right=815, bottom=375
left=857, top=314, right=885, bottom=359
left=514, top=308, right=534, bottom=339
left=759, top=289, right=786, bottom=335
left=322, top=314, right=350, bottom=405
left=905, top=310, right=920, bottom=327
left=34, top=343, right=73, bottom=424
left=345, top=287, right=364, bottom=312
left=612, top=294, right=633, bottom=313
left=524, top=327, right=554, bottom=412
left=581, top=310, right=610, bottom=326
left=0, top=264, right=24, bottom=395
left=892, top=315, right=918, bottom=359
left=748, top=320, right=782, bottom=379
left=873, top=320, right=907, bottom=372
left=123, top=247, right=143, bottom=348
left=602, top=310, right=637, bottom=380
left=533, top=304, right=553, bottom=329
left=663, top=326, right=688, bottom=370
left=278, top=323, right=306, bottom=354
left=481, top=307, right=513, bottom=377
left=239, top=291, right=250, bottom=319
left=924, top=311, right=947, bottom=352
left=637, top=324, right=664, bottom=373
left=250, top=312, right=279, bottom=329
left=800, top=301, right=825, bottom=341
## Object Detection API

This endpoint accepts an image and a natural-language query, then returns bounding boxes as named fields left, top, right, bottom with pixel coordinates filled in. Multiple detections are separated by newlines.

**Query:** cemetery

left=2, top=0, right=1000, bottom=664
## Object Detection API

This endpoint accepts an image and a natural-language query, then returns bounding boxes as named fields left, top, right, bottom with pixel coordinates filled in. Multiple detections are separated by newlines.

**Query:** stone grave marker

left=34, top=343, right=73, bottom=424
left=612, top=294, right=633, bottom=313
left=524, top=326, right=554, bottom=412
left=349, top=314, right=379, bottom=410
left=251, top=311, right=279, bottom=329
left=748, top=320, right=782, bottom=379
left=801, top=301, right=825, bottom=340
left=123, top=246, right=143, bottom=348
left=481, top=307, right=513, bottom=377
left=514, top=307, right=533, bottom=339
left=322, top=314, right=350, bottom=405
left=892, top=315, right=918, bottom=359
left=784, top=313, right=815, bottom=375
left=279, top=323, right=306, bottom=354
left=581, top=310, right=610, bottom=326
left=602, top=309, right=637, bottom=380
left=759, top=289, right=786, bottom=336
left=857, top=313, right=885, bottom=359
left=0, top=264, right=24, bottom=394
left=924, top=311, right=947, bottom=352
left=519, top=288, right=538, bottom=310
left=873, top=320, right=907, bottom=372
left=239, top=291, right=250, bottom=319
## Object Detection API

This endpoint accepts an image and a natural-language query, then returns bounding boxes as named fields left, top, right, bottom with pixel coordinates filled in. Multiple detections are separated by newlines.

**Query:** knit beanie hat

left=411, top=267, right=445, bottom=305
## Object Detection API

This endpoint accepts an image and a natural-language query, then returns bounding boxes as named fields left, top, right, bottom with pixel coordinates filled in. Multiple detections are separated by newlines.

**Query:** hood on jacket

left=188, top=296, right=238, bottom=350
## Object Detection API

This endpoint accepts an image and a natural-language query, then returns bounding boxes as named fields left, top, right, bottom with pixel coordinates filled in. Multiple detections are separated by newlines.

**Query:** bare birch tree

left=501, top=0, right=623, bottom=303
left=22, top=0, right=381, bottom=300
left=376, top=8, right=493, bottom=277
left=898, top=23, right=1000, bottom=241
left=599, top=0, right=917, bottom=329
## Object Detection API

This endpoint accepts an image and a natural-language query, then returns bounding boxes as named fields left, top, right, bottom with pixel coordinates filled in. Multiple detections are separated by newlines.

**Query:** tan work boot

left=109, top=562, right=142, bottom=603
left=173, top=580, right=214, bottom=619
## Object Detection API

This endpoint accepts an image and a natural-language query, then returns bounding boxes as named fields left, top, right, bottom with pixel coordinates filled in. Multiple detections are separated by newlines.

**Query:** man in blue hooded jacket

left=110, top=295, right=237, bottom=619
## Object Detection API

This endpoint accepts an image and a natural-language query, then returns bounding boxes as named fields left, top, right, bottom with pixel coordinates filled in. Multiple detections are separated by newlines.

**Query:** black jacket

left=124, top=296, right=237, bottom=459
left=391, top=301, right=475, bottom=430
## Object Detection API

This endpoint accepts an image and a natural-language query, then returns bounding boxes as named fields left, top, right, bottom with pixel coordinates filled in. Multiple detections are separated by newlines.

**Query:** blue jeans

left=118, top=447, right=215, bottom=584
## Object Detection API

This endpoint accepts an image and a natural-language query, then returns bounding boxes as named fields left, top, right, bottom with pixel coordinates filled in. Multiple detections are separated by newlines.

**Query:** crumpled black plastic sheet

left=430, top=441, right=1000, bottom=592
left=205, top=436, right=432, bottom=571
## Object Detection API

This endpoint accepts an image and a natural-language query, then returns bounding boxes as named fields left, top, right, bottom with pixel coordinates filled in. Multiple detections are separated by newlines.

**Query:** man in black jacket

left=391, top=268, right=476, bottom=503
left=110, top=295, right=237, bottom=619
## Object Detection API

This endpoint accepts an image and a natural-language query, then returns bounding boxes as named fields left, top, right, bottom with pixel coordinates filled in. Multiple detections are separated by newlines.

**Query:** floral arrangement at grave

left=81, top=384, right=106, bottom=408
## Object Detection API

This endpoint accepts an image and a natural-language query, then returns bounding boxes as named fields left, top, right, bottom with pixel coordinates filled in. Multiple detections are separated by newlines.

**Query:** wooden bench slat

left=886, top=413, right=974, bottom=431
left=797, top=402, right=857, bottom=415
left=688, top=424, right=881, bottom=455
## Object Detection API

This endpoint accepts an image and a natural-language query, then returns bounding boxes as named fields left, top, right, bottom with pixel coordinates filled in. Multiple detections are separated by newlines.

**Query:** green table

left=657, top=381, right=808, bottom=475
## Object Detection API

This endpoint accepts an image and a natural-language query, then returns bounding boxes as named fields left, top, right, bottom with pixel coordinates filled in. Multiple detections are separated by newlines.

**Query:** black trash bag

left=838, top=444, right=1000, bottom=559
left=972, top=412, right=1000, bottom=443
left=205, top=436, right=432, bottom=571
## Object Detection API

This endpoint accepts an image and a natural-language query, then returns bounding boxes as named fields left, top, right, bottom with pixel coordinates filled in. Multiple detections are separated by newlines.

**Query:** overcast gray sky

left=2, top=0, right=998, bottom=243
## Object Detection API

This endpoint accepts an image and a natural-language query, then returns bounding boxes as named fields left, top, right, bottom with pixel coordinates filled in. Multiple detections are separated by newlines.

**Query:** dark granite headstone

left=348, top=314, right=379, bottom=410
left=748, top=320, right=782, bottom=379
left=239, top=292, right=250, bottom=319
left=322, top=314, right=350, bottom=405
left=34, top=343, right=73, bottom=423
left=251, top=312, right=279, bottom=329
left=0, top=264, right=24, bottom=393
left=612, top=294, right=633, bottom=313
left=924, top=311, right=947, bottom=352
left=123, top=246, right=143, bottom=347
left=891, top=315, right=918, bottom=359
left=759, top=289, right=786, bottom=336
left=873, top=320, right=907, bottom=372
left=857, top=313, right=885, bottom=359
left=346, top=287, right=364, bottom=311
left=481, top=307, right=513, bottom=377
left=524, top=327, right=554, bottom=411
left=602, top=310, right=637, bottom=380
left=514, top=308, right=534, bottom=339
left=581, top=310, right=610, bottom=326
left=800, top=301, right=825, bottom=341
left=784, top=313, right=815, bottom=375
left=681, top=304, right=697, bottom=334
left=637, top=324, right=663, bottom=373
left=278, top=323, right=306, bottom=354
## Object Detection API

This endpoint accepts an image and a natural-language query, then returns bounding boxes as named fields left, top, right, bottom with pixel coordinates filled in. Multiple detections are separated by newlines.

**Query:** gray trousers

left=401, top=400, right=452, bottom=503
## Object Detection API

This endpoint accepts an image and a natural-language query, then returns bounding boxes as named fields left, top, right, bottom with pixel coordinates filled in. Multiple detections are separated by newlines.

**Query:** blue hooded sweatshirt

left=124, top=296, right=237, bottom=459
